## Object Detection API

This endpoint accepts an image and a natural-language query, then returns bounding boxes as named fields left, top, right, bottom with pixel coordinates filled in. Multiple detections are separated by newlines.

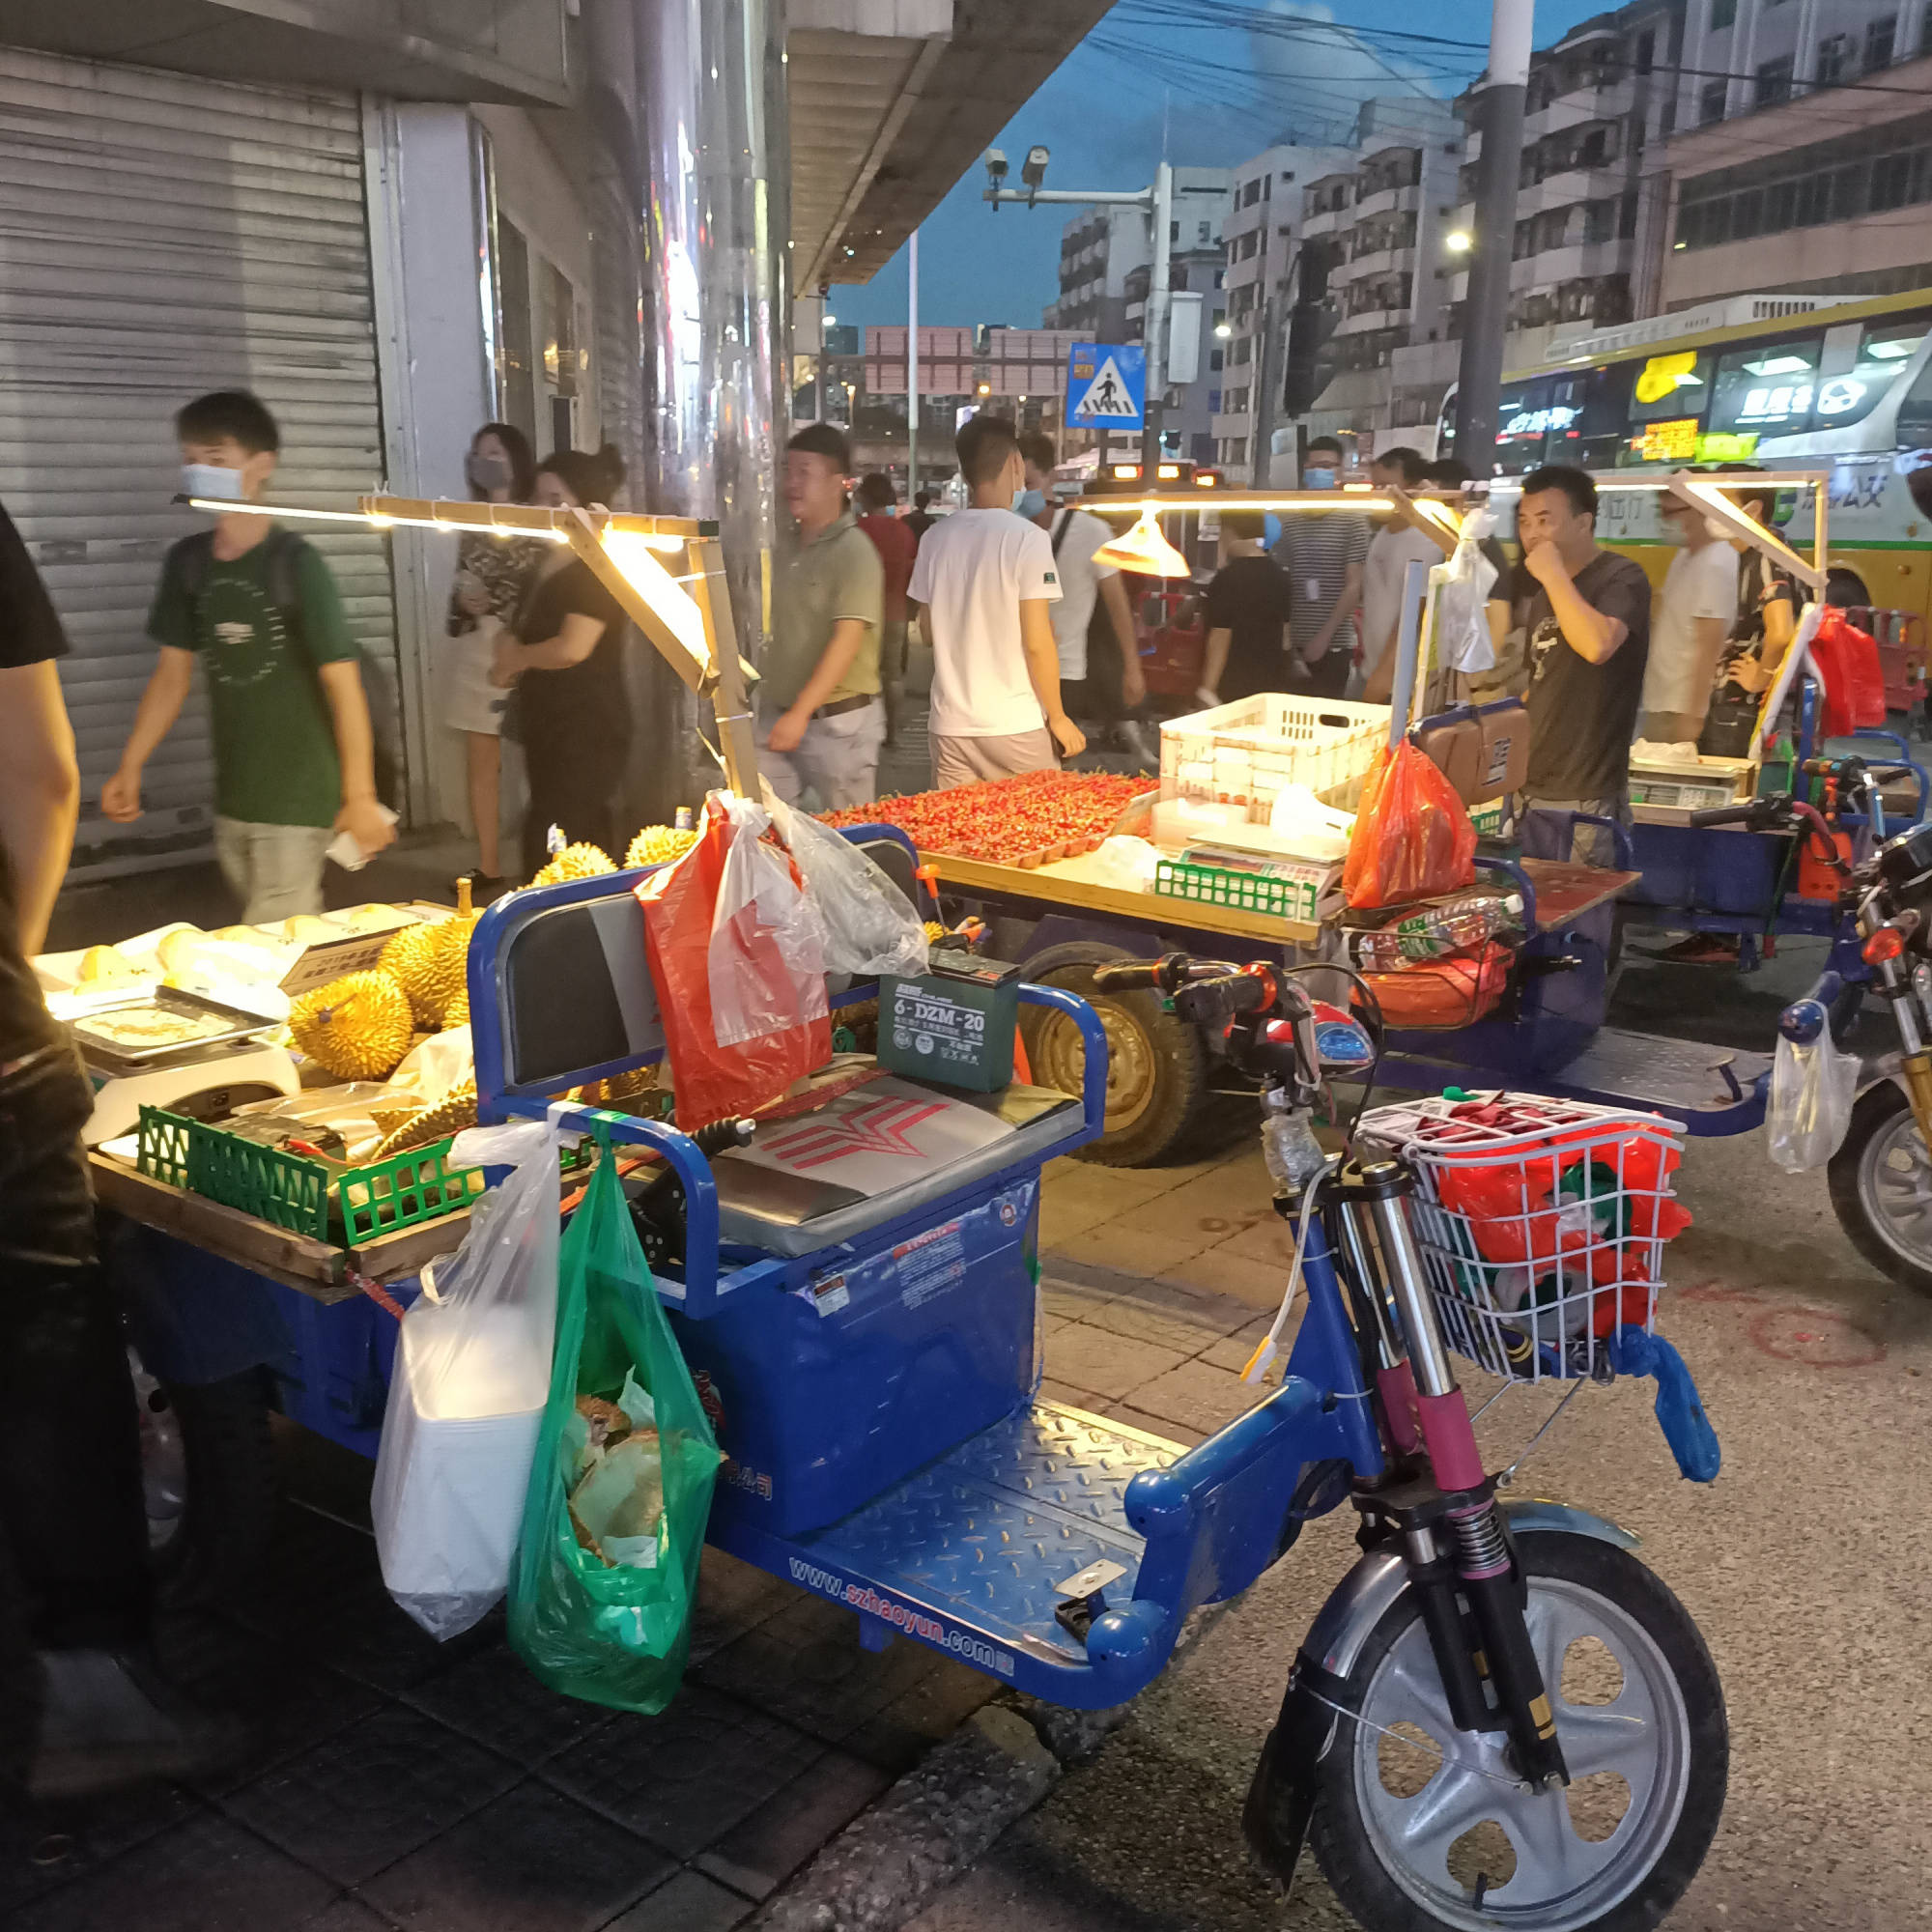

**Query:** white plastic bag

left=1431, top=507, right=1499, bottom=675
left=372, top=1115, right=562, bottom=1638
left=1767, top=1029, right=1861, bottom=1172
left=707, top=792, right=831, bottom=1047
left=769, top=797, right=929, bottom=979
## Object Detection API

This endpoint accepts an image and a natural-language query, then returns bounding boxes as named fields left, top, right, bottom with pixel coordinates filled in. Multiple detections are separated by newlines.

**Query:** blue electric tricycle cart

left=110, top=824, right=1734, bottom=1931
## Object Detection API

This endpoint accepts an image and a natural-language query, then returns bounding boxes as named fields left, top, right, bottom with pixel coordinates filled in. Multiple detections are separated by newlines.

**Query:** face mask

left=1705, top=515, right=1731, bottom=542
left=1302, top=468, right=1336, bottom=490
left=467, top=449, right=513, bottom=493
left=1012, top=487, right=1047, bottom=518
left=181, top=463, right=244, bottom=504
left=1660, top=515, right=1689, bottom=545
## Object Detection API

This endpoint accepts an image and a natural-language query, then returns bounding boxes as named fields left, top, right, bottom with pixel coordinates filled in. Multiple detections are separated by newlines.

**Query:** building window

left=1214, top=269, right=1225, bottom=287
left=1865, top=15, right=1895, bottom=70
left=1198, top=219, right=1213, bottom=243
left=1675, top=118, right=1932, bottom=250
left=1242, top=179, right=1262, bottom=207
left=1699, top=78, right=1728, bottom=125
left=1709, top=0, right=1736, bottom=29
left=1208, top=389, right=1222, bottom=412
left=1210, top=349, right=1224, bottom=372
left=1634, top=28, right=1654, bottom=72
left=1756, top=54, right=1794, bottom=105
left=1816, top=32, right=1852, bottom=84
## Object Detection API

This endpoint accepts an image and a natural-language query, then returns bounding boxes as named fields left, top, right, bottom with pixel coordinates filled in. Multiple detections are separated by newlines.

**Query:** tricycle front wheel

left=1306, top=1532, right=1726, bottom=1932
left=1828, top=1081, right=1932, bottom=1296
left=1019, top=943, right=1207, bottom=1166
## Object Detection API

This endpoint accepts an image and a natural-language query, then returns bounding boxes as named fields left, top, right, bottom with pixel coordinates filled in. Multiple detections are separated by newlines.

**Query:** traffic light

left=1282, top=240, right=1341, bottom=419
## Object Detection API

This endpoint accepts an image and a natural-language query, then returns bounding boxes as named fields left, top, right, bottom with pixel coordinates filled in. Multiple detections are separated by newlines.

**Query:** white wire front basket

left=1356, top=1093, right=1691, bottom=1383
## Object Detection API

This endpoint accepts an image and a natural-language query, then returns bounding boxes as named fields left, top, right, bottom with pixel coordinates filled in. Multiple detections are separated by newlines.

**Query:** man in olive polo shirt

left=759, top=423, right=886, bottom=809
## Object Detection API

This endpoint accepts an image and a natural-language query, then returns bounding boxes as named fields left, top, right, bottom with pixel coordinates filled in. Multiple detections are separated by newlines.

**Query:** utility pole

left=907, top=227, right=920, bottom=501
left=1142, top=160, right=1173, bottom=477
left=1250, top=288, right=1281, bottom=490
left=1452, top=0, right=1534, bottom=472
left=985, top=148, right=1210, bottom=478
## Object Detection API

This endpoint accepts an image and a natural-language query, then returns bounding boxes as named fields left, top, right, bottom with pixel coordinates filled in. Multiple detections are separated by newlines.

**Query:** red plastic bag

left=1344, top=741, right=1477, bottom=910
left=637, top=795, right=831, bottom=1127
left=1810, top=606, right=1887, bottom=737
left=1358, top=939, right=1511, bottom=1029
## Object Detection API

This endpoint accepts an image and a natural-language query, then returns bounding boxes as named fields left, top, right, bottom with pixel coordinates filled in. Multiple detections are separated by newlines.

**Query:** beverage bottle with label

left=1347, top=893, right=1524, bottom=972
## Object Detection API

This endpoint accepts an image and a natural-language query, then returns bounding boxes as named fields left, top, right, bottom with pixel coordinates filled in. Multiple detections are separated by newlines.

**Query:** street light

left=1214, top=322, right=1232, bottom=339
left=1444, top=231, right=1473, bottom=255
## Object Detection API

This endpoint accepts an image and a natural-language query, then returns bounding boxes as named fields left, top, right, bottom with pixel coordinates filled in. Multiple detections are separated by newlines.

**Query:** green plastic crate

left=136, top=1105, right=485, bottom=1246
left=1153, top=856, right=1321, bottom=923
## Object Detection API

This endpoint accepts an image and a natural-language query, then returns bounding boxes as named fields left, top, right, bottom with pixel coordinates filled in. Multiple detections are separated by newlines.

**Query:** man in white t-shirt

left=1360, top=445, right=1452, bottom=703
left=1641, top=493, right=1738, bottom=744
left=1017, top=433, right=1149, bottom=759
left=909, top=414, right=1086, bottom=786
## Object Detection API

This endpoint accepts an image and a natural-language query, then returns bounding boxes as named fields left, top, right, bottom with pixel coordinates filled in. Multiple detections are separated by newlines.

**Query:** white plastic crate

left=1158, top=693, right=1389, bottom=824
left=1356, top=1093, right=1690, bottom=1384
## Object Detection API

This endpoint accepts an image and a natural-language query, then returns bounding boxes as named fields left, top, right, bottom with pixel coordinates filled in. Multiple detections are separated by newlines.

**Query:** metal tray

left=71, top=986, right=278, bottom=1069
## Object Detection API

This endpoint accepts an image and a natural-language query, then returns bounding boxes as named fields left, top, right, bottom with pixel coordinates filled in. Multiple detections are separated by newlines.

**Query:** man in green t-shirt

left=759, top=423, right=885, bottom=810
left=101, top=390, right=394, bottom=922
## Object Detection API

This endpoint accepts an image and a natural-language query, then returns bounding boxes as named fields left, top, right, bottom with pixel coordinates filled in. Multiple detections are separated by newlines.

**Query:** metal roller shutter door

left=0, top=46, right=394, bottom=877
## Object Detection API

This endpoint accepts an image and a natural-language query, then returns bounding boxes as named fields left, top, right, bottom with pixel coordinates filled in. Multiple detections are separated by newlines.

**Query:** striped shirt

left=1278, top=511, right=1372, bottom=659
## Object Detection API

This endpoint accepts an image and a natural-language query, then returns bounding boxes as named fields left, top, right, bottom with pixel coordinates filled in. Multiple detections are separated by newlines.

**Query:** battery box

left=878, top=949, right=1020, bottom=1093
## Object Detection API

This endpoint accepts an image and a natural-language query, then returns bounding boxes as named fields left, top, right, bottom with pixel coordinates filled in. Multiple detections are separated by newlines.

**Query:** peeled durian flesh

left=624, top=824, right=698, bottom=869
left=530, top=843, right=615, bottom=889
left=76, top=944, right=143, bottom=985
left=281, top=914, right=336, bottom=945
left=288, top=972, right=414, bottom=1080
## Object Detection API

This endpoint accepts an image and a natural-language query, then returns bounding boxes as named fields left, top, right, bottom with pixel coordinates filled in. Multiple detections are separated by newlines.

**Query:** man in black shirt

left=1515, top=465, right=1653, bottom=867
left=0, top=500, right=237, bottom=1800
left=1199, top=510, right=1293, bottom=704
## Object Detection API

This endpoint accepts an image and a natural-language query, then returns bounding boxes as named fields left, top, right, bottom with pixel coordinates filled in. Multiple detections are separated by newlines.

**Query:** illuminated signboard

left=1502, top=404, right=1579, bottom=438
left=1634, top=416, right=1700, bottom=461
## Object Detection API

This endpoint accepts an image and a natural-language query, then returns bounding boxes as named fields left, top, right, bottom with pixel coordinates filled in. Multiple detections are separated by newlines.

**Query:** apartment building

left=1208, top=140, right=1353, bottom=479
left=1639, top=1, right=1932, bottom=312
left=1122, top=189, right=1231, bottom=465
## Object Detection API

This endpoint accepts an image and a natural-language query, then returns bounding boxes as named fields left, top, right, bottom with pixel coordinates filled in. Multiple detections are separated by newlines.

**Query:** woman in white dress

left=445, top=422, right=545, bottom=892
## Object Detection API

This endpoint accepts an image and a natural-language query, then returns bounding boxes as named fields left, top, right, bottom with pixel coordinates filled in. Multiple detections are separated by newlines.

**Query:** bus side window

left=1890, top=331, right=1932, bottom=451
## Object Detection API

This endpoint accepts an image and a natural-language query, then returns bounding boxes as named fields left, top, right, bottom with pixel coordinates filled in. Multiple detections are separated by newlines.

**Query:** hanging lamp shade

left=1093, top=504, right=1190, bottom=578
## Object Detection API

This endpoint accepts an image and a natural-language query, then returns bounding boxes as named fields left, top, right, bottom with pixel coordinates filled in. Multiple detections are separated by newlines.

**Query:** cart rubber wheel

left=1828, top=1079, right=1932, bottom=1296
left=1019, top=942, right=1207, bottom=1167
left=1305, top=1531, right=1727, bottom=1932
left=134, top=1353, right=277, bottom=1607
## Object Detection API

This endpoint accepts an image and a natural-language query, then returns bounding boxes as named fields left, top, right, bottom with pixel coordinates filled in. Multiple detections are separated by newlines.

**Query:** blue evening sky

left=832, top=0, right=1610, bottom=333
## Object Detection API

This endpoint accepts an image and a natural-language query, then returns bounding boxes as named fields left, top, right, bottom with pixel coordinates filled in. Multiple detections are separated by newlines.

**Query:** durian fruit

left=625, top=824, right=698, bottom=869
left=530, top=842, right=616, bottom=889
left=378, top=918, right=446, bottom=1029
left=419, top=877, right=480, bottom=1024
left=288, top=972, right=414, bottom=1080
left=442, top=983, right=470, bottom=1030
left=372, top=1082, right=479, bottom=1160
left=76, top=943, right=144, bottom=985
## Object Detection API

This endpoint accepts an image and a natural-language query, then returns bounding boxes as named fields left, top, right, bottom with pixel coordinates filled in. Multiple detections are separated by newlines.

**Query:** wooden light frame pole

left=184, top=492, right=763, bottom=799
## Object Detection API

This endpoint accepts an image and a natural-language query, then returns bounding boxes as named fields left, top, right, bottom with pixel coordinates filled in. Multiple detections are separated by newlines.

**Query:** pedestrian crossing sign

left=1065, top=343, right=1145, bottom=430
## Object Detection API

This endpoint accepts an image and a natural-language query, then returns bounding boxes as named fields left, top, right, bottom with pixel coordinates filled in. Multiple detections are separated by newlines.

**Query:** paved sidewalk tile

left=301, top=1898, right=397, bottom=1929
left=1042, top=1325, right=1189, bottom=1401
left=606, top=1868, right=754, bottom=1931
left=220, top=1703, right=519, bottom=1888
left=362, top=1779, right=672, bottom=1932
left=1076, top=1280, right=1253, bottom=1352
left=546, top=1688, right=822, bottom=1861
left=1046, top=1223, right=1208, bottom=1278
left=0, top=1780, right=200, bottom=1917
left=402, top=1644, right=615, bottom=1768
left=1162, top=1245, right=1291, bottom=1310
left=5, top=1810, right=338, bottom=1932
left=1128, top=1358, right=1261, bottom=1435
left=695, top=1748, right=893, bottom=1899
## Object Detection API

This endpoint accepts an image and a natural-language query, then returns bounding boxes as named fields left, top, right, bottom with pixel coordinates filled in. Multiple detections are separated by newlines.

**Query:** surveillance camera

left=1022, top=145, right=1050, bottom=188
left=984, top=148, right=1009, bottom=180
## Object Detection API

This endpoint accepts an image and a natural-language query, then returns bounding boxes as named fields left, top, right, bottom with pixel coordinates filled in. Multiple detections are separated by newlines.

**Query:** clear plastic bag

left=769, top=797, right=929, bottom=979
left=372, top=1114, right=562, bottom=1639
left=707, top=792, right=831, bottom=1048
left=1431, top=508, right=1499, bottom=675
left=1768, top=1029, right=1861, bottom=1171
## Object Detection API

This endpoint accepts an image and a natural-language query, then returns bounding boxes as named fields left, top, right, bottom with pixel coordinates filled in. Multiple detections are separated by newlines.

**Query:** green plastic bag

left=508, top=1126, right=719, bottom=1712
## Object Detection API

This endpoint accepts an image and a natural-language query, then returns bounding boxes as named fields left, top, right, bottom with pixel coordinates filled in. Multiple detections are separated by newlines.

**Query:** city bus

left=1436, top=288, right=1932, bottom=624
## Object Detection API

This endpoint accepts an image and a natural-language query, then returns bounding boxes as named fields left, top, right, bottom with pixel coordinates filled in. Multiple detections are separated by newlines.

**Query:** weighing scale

left=57, top=986, right=300, bottom=1147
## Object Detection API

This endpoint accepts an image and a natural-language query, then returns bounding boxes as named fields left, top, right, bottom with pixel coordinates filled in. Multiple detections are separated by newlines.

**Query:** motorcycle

left=1690, top=757, right=1932, bottom=1293
left=1092, top=952, right=1726, bottom=1931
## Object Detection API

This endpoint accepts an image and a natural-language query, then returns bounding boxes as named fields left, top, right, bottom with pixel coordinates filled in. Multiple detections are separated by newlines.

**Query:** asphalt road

left=906, top=1091, right=1932, bottom=1932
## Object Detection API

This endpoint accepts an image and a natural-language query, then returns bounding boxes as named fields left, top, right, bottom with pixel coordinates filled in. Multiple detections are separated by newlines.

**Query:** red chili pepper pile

left=823, top=770, right=1150, bottom=868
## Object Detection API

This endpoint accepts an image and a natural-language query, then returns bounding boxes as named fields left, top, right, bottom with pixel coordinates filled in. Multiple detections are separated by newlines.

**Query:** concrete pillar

left=1897, top=0, right=1927, bottom=64
left=1728, top=0, right=1761, bottom=118
left=1792, top=0, right=1820, bottom=88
